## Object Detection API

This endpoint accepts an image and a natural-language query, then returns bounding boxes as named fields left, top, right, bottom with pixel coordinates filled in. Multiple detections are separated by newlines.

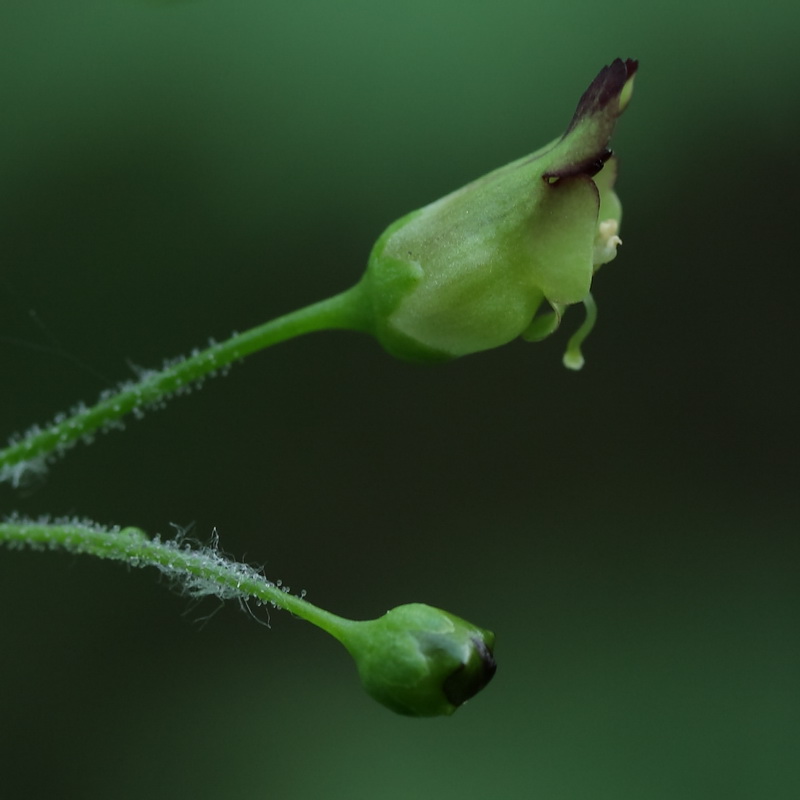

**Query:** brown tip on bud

left=442, top=635, right=498, bottom=707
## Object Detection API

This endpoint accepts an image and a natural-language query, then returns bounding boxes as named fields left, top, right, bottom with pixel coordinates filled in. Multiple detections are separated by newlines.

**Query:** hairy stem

left=0, top=517, right=355, bottom=640
left=0, top=517, right=498, bottom=717
left=0, top=284, right=372, bottom=485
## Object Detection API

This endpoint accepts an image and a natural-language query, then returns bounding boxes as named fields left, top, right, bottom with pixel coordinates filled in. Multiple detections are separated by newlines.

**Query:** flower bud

left=358, top=58, right=637, bottom=366
left=340, top=603, right=497, bottom=717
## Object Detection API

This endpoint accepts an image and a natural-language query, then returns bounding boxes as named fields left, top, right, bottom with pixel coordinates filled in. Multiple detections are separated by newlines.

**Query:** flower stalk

left=0, top=286, right=372, bottom=487
left=2, top=59, right=636, bottom=487
left=2, top=57, right=638, bottom=717
left=0, top=517, right=496, bottom=716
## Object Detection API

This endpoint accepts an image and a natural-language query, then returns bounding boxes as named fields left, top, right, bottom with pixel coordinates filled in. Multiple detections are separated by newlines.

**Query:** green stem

left=0, top=517, right=498, bottom=717
left=0, top=284, right=372, bottom=486
left=0, top=517, right=355, bottom=641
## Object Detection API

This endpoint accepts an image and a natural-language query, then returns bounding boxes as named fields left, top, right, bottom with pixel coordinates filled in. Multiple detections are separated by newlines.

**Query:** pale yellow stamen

left=593, top=218, right=623, bottom=267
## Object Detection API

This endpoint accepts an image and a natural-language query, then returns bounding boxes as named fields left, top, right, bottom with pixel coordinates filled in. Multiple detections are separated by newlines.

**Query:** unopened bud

left=340, top=603, right=496, bottom=717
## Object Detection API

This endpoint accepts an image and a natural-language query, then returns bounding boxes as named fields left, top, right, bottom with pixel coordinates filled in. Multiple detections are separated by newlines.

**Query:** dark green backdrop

left=2, top=1, right=798, bottom=798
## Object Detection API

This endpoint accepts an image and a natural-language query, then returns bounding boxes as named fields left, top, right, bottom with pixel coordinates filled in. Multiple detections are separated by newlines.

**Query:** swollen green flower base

left=362, top=57, right=637, bottom=363
left=1, top=59, right=637, bottom=716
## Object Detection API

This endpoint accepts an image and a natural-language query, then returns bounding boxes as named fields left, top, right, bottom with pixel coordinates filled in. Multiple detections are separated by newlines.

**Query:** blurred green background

left=1, top=1, right=798, bottom=798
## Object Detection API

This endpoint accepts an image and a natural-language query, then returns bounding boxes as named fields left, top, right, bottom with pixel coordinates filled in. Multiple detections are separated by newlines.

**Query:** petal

left=541, top=58, right=638, bottom=181
left=528, top=174, right=600, bottom=305
left=594, top=154, right=622, bottom=225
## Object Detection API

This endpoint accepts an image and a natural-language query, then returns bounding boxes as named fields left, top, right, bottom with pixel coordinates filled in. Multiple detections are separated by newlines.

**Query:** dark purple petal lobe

left=565, top=58, right=638, bottom=136
left=542, top=58, right=637, bottom=182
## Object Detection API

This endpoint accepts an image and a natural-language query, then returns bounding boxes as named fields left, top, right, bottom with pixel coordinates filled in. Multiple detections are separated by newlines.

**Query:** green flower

left=358, top=58, right=637, bottom=368
left=338, top=603, right=497, bottom=717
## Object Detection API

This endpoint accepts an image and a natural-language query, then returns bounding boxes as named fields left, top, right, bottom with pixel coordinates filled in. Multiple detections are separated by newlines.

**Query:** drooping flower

left=358, top=58, right=637, bottom=368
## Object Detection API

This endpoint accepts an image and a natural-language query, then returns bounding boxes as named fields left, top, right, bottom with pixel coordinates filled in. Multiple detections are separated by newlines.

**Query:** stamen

left=562, top=293, right=598, bottom=370
left=593, top=218, right=623, bottom=266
